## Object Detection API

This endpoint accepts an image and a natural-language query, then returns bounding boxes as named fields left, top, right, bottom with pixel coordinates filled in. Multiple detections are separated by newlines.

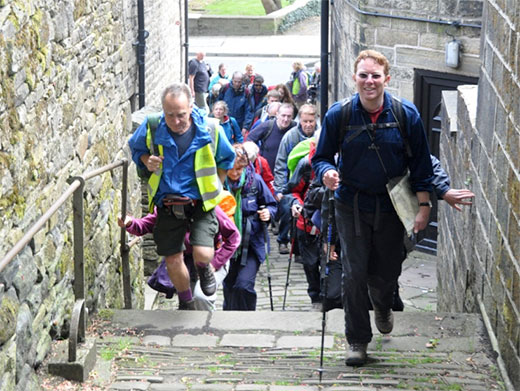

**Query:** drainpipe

left=135, top=0, right=149, bottom=109
left=184, top=0, right=189, bottom=83
left=320, top=0, right=329, bottom=119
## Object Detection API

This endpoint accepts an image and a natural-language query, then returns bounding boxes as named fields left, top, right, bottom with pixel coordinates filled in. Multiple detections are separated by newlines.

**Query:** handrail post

left=120, top=159, right=132, bottom=309
left=68, top=176, right=86, bottom=303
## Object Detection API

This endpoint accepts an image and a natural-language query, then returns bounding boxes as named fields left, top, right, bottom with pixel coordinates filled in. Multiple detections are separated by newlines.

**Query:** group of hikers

left=125, top=49, right=474, bottom=366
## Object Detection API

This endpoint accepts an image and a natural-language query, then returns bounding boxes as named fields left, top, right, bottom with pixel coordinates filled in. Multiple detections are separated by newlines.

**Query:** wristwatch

left=419, top=201, right=432, bottom=207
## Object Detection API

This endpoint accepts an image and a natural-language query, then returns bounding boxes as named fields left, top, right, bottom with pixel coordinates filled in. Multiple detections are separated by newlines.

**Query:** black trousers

left=296, top=229, right=321, bottom=303
left=335, top=200, right=405, bottom=344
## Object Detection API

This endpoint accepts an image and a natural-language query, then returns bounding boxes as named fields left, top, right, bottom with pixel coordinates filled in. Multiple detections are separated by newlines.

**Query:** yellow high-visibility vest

left=145, top=117, right=223, bottom=213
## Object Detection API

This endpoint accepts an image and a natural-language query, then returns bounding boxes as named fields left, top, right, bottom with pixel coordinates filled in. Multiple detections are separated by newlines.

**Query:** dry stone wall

left=0, top=0, right=183, bottom=389
left=330, top=0, right=482, bottom=100
left=438, top=0, right=520, bottom=387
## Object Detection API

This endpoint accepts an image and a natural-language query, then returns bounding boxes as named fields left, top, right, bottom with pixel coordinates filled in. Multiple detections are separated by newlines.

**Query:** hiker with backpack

left=246, top=103, right=296, bottom=254
left=288, top=61, right=309, bottom=109
left=284, top=130, right=326, bottom=311
left=222, top=144, right=277, bottom=311
left=211, top=100, right=243, bottom=144
left=128, top=83, right=236, bottom=310
left=217, top=71, right=254, bottom=136
left=312, top=50, right=434, bottom=366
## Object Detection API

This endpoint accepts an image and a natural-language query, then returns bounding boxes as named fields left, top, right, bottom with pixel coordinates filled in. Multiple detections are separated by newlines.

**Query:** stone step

left=90, top=310, right=503, bottom=390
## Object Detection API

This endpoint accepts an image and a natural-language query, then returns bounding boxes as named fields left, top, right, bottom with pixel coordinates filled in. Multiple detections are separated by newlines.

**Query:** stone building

left=0, top=0, right=185, bottom=388
left=438, top=2, right=520, bottom=389
left=330, top=0, right=519, bottom=387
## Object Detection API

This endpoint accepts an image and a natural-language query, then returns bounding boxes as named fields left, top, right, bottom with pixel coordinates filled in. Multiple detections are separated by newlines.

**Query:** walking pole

left=260, top=205, right=274, bottom=311
left=318, top=189, right=335, bottom=382
left=282, top=217, right=296, bottom=311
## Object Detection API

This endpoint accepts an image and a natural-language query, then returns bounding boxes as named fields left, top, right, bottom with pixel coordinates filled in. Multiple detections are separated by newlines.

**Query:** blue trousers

left=223, top=250, right=260, bottom=311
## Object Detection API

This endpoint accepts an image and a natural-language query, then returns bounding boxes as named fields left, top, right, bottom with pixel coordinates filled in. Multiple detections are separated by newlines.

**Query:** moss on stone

left=0, top=296, right=19, bottom=344
left=73, top=0, right=89, bottom=21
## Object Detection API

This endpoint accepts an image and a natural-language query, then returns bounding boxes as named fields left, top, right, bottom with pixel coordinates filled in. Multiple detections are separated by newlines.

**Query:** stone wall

left=438, top=0, right=520, bottom=388
left=0, top=0, right=183, bottom=389
left=330, top=0, right=482, bottom=101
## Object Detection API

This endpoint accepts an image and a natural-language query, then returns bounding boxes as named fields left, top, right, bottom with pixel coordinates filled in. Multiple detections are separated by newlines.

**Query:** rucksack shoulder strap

left=261, top=119, right=276, bottom=145
left=338, top=97, right=353, bottom=149
left=205, top=117, right=220, bottom=153
left=389, top=95, right=412, bottom=158
left=146, top=113, right=161, bottom=156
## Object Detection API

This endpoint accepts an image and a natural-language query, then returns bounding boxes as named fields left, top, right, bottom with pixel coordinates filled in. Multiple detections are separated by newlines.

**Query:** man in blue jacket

left=129, top=83, right=236, bottom=310
left=218, top=71, right=254, bottom=135
left=312, top=50, right=434, bottom=366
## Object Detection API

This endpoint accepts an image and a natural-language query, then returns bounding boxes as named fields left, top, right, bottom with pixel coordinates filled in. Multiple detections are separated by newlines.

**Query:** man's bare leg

left=164, top=252, right=193, bottom=308
left=192, top=245, right=217, bottom=296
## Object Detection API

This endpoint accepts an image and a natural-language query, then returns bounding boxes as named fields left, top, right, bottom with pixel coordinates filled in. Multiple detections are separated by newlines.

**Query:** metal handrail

left=0, top=158, right=136, bottom=362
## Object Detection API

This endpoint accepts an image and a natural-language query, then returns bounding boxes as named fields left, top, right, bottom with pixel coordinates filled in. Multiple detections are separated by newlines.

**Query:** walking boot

left=196, top=265, right=217, bottom=296
left=374, top=308, right=394, bottom=334
left=345, top=343, right=367, bottom=366
left=178, top=299, right=196, bottom=310
left=278, top=243, right=289, bottom=255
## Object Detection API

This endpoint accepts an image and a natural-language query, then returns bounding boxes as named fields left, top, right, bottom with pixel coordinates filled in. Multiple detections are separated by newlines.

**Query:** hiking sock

left=178, top=289, right=193, bottom=303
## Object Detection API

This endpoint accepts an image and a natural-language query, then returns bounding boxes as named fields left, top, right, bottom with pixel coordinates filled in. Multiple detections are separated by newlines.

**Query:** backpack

left=338, top=95, right=412, bottom=159
left=136, top=113, right=161, bottom=179
left=287, top=138, right=312, bottom=178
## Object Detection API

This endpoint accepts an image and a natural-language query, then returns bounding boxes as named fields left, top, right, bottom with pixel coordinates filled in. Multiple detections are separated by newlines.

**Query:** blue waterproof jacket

left=218, top=85, right=254, bottom=130
left=219, top=115, right=243, bottom=144
left=227, top=173, right=277, bottom=263
left=312, top=92, right=433, bottom=212
left=129, top=106, right=236, bottom=207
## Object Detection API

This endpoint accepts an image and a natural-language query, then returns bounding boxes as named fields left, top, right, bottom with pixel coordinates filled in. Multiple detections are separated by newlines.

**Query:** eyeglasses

left=356, top=72, right=384, bottom=80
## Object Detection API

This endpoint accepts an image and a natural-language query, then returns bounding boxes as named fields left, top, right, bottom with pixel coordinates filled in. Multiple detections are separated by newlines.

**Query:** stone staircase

left=40, top=232, right=505, bottom=390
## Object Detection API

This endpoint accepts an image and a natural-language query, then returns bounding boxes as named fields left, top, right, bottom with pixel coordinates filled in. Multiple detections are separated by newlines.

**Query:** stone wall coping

left=442, top=90, right=458, bottom=134
left=189, top=0, right=310, bottom=21
left=188, top=0, right=312, bottom=35
left=457, top=85, right=478, bottom=129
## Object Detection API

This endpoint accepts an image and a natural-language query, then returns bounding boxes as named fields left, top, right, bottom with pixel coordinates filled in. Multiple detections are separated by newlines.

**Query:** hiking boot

left=279, top=243, right=289, bottom=255
left=374, top=308, right=394, bottom=334
left=196, top=265, right=217, bottom=296
left=178, top=299, right=196, bottom=310
left=345, top=343, right=367, bottom=366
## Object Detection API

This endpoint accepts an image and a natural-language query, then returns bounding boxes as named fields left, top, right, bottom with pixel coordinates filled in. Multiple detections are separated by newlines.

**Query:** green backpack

left=287, top=138, right=313, bottom=179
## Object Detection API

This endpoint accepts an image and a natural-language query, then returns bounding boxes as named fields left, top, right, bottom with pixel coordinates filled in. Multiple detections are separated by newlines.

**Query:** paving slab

left=220, top=333, right=275, bottom=347
left=210, top=311, right=322, bottom=332
left=149, top=385, right=187, bottom=391
left=171, top=334, right=219, bottom=347
left=109, top=381, right=150, bottom=390
left=111, top=309, right=209, bottom=334
left=143, top=335, right=171, bottom=346
left=276, top=335, right=334, bottom=348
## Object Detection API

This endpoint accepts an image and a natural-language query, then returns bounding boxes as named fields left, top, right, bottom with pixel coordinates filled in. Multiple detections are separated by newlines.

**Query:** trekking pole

left=260, top=205, right=274, bottom=311
left=282, top=217, right=296, bottom=311
left=318, top=189, right=335, bottom=382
